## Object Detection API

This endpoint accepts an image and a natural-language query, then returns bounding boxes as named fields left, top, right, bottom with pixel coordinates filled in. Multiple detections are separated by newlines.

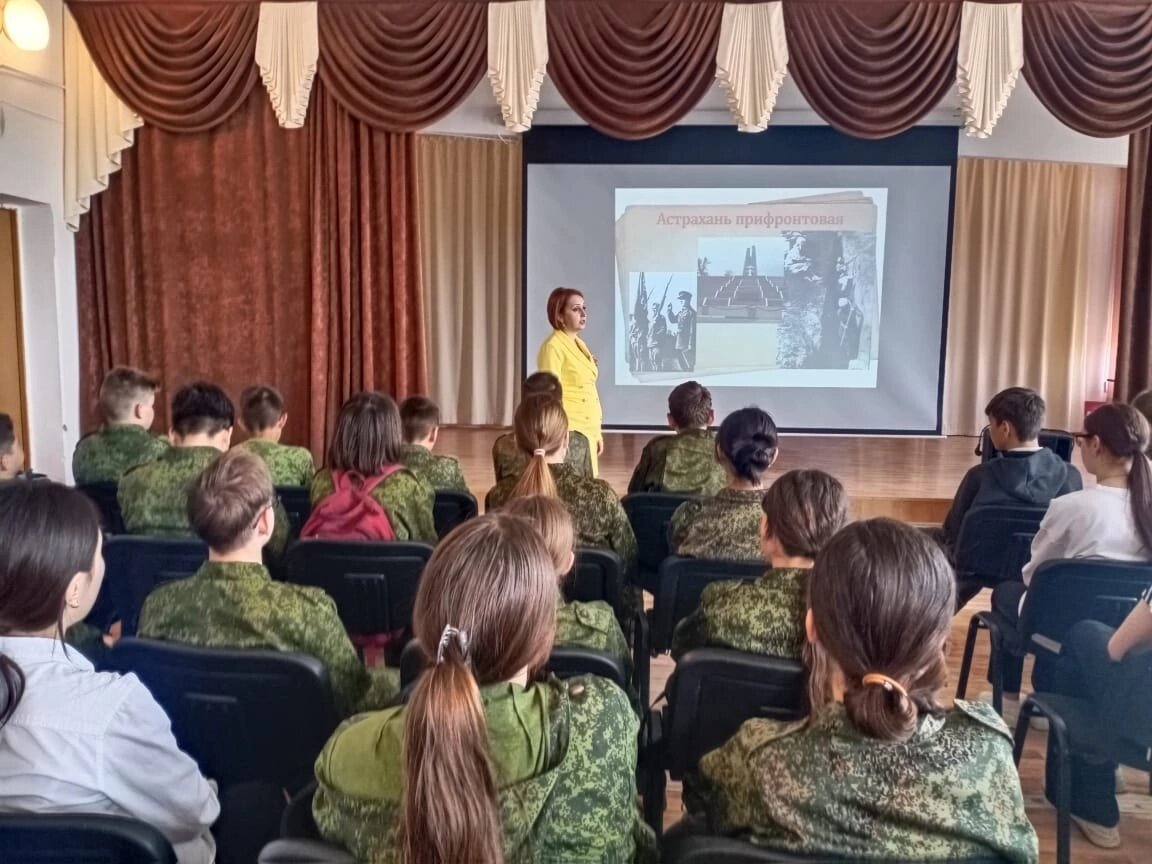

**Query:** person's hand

left=597, top=438, right=605, bottom=456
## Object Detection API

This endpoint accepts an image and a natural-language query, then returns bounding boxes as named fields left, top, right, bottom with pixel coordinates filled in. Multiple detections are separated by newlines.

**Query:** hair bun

left=844, top=679, right=918, bottom=742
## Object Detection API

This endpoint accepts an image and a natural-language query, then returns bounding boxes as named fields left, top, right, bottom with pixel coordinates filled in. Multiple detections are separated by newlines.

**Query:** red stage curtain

left=784, top=0, right=961, bottom=139
left=546, top=0, right=723, bottom=141
left=1117, top=128, right=1152, bottom=400
left=317, top=0, right=485, bottom=131
left=68, top=1, right=259, bottom=132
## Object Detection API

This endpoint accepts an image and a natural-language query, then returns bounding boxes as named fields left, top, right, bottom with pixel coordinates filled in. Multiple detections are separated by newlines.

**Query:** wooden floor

left=440, top=428, right=1149, bottom=863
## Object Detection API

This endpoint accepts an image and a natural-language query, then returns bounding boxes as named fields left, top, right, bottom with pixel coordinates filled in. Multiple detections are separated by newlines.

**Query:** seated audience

left=492, top=372, right=593, bottom=482
left=312, top=514, right=653, bottom=862
left=138, top=449, right=396, bottom=715
left=683, top=519, right=1038, bottom=864
left=118, top=382, right=233, bottom=535
left=671, top=469, right=847, bottom=660
left=941, top=387, right=1081, bottom=550
left=628, top=380, right=724, bottom=495
left=0, top=413, right=40, bottom=484
left=309, top=391, right=437, bottom=544
left=235, top=384, right=314, bottom=487
left=503, top=495, right=630, bottom=674
left=1131, top=389, right=1152, bottom=455
left=670, top=406, right=778, bottom=561
left=397, top=395, right=467, bottom=492
left=0, top=483, right=218, bottom=863
left=72, top=366, right=169, bottom=484
left=486, top=394, right=637, bottom=580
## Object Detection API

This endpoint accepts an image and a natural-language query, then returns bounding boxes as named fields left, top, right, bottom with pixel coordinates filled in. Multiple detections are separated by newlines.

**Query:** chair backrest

left=398, top=641, right=629, bottom=692
left=258, top=839, right=357, bottom=864
left=652, top=556, right=764, bottom=653
left=105, top=638, right=340, bottom=789
left=1020, top=559, right=1152, bottom=649
left=662, top=834, right=1010, bottom=864
left=979, top=427, right=1075, bottom=464
left=102, top=536, right=208, bottom=637
left=77, top=482, right=126, bottom=534
left=564, top=547, right=626, bottom=622
left=953, top=505, right=1048, bottom=586
left=622, top=492, right=696, bottom=590
left=283, top=540, right=433, bottom=637
left=663, top=648, right=807, bottom=777
left=433, top=489, right=478, bottom=538
left=275, top=486, right=313, bottom=541
left=0, top=813, right=176, bottom=864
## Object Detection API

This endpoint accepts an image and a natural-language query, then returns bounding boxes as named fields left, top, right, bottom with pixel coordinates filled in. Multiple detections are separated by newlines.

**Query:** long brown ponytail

left=510, top=394, right=568, bottom=500
left=402, top=514, right=556, bottom=864
left=1085, top=403, right=1152, bottom=553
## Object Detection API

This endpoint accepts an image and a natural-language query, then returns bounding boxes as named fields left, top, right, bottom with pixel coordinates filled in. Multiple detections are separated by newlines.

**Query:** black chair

left=101, top=536, right=208, bottom=636
left=258, top=840, right=356, bottom=864
left=281, top=781, right=322, bottom=842
left=104, top=638, right=340, bottom=790
left=283, top=540, right=433, bottom=639
left=275, top=486, right=312, bottom=541
left=662, top=832, right=1011, bottom=863
left=952, top=504, right=1047, bottom=608
left=433, top=489, right=478, bottom=538
left=956, top=558, right=1152, bottom=713
left=77, top=481, right=126, bottom=534
left=641, top=648, right=807, bottom=834
left=622, top=492, right=695, bottom=594
left=0, top=813, right=176, bottom=864
left=979, top=426, right=1075, bottom=464
left=651, top=556, right=763, bottom=654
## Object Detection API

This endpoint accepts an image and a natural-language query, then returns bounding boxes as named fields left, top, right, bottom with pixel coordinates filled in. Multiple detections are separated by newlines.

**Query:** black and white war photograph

left=624, top=272, right=697, bottom=377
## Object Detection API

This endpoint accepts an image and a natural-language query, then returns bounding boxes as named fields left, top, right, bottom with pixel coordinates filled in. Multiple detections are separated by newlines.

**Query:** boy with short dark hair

left=138, top=449, right=396, bottom=716
left=72, top=367, right=169, bottom=484
left=941, top=386, right=1082, bottom=547
left=491, top=372, right=593, bottom=482
left=397, top=395, right=467, bottom=492
left=0, top=412, right=30, bottom=483
left=235, top=385, right=315, bottom=487
left=628, top=380, right=725, bottom=495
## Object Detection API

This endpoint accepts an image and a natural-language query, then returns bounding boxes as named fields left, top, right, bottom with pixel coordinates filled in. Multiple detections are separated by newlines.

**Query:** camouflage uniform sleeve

left=310, top=470, right=334, bottom=506
left=670, top=597, right=712, bottom=661
left=289, top=587, right=372, bottom=718
left=568, top=432, right=594, bottom=478
left=668, top=500, right=696, bottom=555
left=441, top=456, right=469, bottom=492
left=603, top=486, right=638, bottom=576
left=293, top=447, right=317, bottom=488
left=627, top=442, right=655, bottom=494
left=382, top=474, right=438, bottom=544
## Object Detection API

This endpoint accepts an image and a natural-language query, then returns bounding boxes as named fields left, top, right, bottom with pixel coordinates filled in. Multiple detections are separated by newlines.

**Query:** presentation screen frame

left=522, top=125, right=959, bottom=435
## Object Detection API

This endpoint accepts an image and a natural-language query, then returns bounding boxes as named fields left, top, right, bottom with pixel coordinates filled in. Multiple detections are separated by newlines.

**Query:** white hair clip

left=436, top=625, right=470, bottom=665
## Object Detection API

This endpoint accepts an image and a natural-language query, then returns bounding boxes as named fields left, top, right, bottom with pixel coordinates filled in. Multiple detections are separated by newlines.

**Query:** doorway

left=0, top=209, right=29, bottom=460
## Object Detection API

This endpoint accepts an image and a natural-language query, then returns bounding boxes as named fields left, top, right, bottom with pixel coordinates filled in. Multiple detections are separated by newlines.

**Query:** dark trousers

left=988, top=580, right=1058, bottom=694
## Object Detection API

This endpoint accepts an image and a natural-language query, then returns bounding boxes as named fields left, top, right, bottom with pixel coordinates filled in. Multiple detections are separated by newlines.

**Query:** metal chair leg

left=956, top=615, right=982, bottom=700
left=988, top=625, right=1005, bottom=716
left=1012, top=699, right=1033, bottom=767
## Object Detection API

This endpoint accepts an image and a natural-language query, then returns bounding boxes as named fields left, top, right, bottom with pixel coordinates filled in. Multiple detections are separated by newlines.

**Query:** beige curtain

left=944, top=157, right=1125, bottom=434
left=417, top=135, right=522, bottom=425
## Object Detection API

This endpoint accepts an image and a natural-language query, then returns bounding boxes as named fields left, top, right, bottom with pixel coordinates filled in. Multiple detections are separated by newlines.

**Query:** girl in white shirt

left=0, top=482, right=219, bottom=864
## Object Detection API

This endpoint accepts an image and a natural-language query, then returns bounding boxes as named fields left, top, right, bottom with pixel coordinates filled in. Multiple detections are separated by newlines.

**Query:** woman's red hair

left=546, top=287, right=584, bottom=331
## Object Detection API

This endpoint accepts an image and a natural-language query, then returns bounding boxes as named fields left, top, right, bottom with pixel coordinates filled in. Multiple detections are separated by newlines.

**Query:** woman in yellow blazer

left=537, top=287, right=604, bottom=475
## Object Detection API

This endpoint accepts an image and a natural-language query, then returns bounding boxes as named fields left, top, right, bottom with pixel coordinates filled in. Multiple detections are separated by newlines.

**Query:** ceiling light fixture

left=1, top=0, right=50, bottom=53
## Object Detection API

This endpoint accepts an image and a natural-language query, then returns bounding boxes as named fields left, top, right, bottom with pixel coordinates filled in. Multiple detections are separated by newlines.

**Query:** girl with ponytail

left=312, top=513, right=653, bottom=863
left=686, top=519, right=1038, bottom=864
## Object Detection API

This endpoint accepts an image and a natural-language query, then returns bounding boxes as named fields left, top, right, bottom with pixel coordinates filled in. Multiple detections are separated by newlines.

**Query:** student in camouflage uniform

left=310, top=392, right=437, bottom=544
left=397, top=395, right=467, bottom=492
left=492, top=371, right=593, bottom=482
left=670, top=406, right=778, bottom=561
left=72, top=367, right=169, bottom=484
left=682, top=519, right=1039, bottom=864
left=672, top=469, right=848, bottom=660
left=312, top=514, right=654, bottom=863
left=138, top=449, right=396, bottom=716
left=628, top=380, right=724, bottom=495
left=234, top=384, right=315, bottom=487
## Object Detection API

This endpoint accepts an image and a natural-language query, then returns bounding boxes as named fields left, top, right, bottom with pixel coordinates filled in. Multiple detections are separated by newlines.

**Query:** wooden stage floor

left=439, top=428, right=1149, bottom=863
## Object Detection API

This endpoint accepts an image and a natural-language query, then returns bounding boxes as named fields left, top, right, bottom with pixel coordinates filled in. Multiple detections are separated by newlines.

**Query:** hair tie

left=532, top=448, right=546, bottom=456
left=862, top=673, right=908, bottom=699
left=436, top=625, right=470, bottom=665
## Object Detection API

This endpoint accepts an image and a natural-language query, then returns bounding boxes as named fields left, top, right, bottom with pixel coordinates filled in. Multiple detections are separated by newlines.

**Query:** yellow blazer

left=537, top=329, right=603, bottom=475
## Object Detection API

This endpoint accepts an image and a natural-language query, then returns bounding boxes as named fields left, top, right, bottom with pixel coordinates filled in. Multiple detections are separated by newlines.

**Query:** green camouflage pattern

left=687, top=701, right=1039, bottom=864
left=398, top=444, right=467, bottom=492
left=492, top=430, right=593, bottom=483
left=313, top=675, right=656, bottom=863
left=669, top=488, right=764, bottom=561
left=117, top=446, right=221, bottom=536
left=556, top=598, right=631, bottom=675
left=310, top=468, right=438, bottom=545
left=670, top=567, right=809, bottom=661
left=236, top=438, right=315, bottom=488
left=72, top=424, right=169, bottom=484
left=138, top=561, right=397, bottom=716
left=627, top=429, right=725, bottom=496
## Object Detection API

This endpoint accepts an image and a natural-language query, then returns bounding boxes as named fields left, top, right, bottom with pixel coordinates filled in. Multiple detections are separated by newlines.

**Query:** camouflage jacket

left=398, top=444, right=467, bottom=492
left=687, top=701, right=1039, bottom=864
left=671, top=567, right=809, bottom=661
left=310, top=468, right=438, bottom=545
left=492, top=430, right=593, bottom=483
left=236, top=438, right=315, bottom=488
left=118, top=446, right=221, bottom=536
left=669, top=488, right=764, bottom=561
left=137, top=561, right=396, bottom=716
left=72, top=424, right=169, bottom=484
left=313, top=676, right=656, bottom=863
left=556, top=599, right=631, bottom=675
left=627, top=429, right=725, bottom=496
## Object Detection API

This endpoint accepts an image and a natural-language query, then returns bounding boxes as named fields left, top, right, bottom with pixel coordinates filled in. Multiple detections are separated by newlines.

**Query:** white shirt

left=0, top=637, right=219, bottom=864
left=1022, top=485, right=1149, bottom=585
